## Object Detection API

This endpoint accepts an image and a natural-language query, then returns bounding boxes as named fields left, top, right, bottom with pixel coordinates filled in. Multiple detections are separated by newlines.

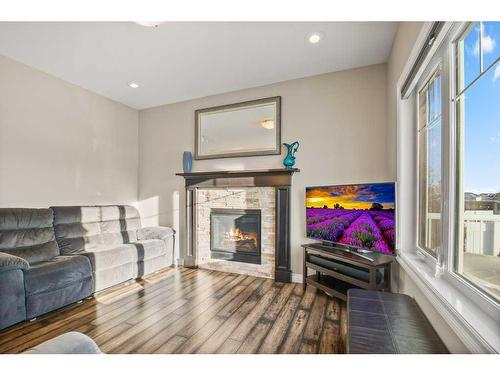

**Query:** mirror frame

left=194, top=96, right=281, bottom=160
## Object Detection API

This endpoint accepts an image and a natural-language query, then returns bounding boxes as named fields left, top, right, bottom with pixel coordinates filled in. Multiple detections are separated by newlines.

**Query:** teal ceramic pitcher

left=283, top=141, right=299, bottom=169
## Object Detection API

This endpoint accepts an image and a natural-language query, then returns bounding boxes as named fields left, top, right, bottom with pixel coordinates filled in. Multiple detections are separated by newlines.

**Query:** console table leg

left=303, top=249, right=307, bottom=291
left=369, top=269, right=376, bottom=290
left=385, top=264, right=392, bottom=292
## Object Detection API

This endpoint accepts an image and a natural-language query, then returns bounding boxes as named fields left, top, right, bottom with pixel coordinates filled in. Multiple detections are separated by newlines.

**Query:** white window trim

left=415, top=65, right=442, bottom=259
left=396, top=22, right=500, bottom=353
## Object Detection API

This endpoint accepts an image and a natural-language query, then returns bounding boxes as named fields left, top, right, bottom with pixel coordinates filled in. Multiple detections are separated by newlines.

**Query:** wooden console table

left=301, top=243, right=394, bottom=301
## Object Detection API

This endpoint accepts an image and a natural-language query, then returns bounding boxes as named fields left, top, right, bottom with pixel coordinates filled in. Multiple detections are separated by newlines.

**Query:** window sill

left=397, top=252, right=499, bottom=353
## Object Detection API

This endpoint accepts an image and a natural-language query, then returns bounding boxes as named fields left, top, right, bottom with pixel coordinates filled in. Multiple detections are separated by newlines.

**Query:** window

left=454, top=22, right=500, bottom=301
left=417, top=71, right=442, bottom=257
left=400, top=22, right=500, bottom=351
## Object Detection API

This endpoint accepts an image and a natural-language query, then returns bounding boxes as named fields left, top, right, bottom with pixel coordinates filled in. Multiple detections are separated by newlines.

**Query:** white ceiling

left=0, top=22, right=398, bottom=110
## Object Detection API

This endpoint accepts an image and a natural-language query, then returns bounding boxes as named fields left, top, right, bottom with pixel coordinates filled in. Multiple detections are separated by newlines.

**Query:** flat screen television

left=306, top=182, right=396, bottom=256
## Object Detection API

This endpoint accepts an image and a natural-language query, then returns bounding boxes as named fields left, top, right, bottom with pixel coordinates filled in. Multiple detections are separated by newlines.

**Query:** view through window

left=455, top=22, right=500, bottom=301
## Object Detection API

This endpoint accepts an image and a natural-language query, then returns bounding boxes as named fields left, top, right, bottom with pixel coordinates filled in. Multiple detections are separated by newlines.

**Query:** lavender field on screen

left=306, top=183, right=396, bottom=254
left=306, top=208, right=395, bottom=254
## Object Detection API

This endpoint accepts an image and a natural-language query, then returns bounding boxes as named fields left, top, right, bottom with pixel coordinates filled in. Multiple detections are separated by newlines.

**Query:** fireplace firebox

left=210, top=208, right=261, bottom=264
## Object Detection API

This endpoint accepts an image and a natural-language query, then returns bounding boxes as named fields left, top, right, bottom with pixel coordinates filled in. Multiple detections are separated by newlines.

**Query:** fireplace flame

left=224, top=227, right=257, bottom=243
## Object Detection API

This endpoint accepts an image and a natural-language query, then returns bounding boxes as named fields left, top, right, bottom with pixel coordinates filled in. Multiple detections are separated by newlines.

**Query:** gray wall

left=0, top=54, right=139, bottom=207
left=386, top=22, right=424, bottom=177
left=138, top=64, right=390, bottom=275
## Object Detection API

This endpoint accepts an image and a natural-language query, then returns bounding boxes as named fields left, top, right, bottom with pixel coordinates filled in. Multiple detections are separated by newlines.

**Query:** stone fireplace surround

left=176, top=168, right=299, bottom=282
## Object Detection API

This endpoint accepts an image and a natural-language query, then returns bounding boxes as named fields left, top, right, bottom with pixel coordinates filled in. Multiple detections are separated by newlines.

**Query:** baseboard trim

left=178, top=259, right=303, bottom=284
left=291, top=273, right=303, bottom=284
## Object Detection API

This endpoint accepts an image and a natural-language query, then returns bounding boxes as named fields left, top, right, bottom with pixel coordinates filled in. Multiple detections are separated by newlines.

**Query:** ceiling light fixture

left=308, top=32, right=323, bottom=44
left=128, top=82, right=140, bottom=89
left=134, top=21, right=165, bottom=28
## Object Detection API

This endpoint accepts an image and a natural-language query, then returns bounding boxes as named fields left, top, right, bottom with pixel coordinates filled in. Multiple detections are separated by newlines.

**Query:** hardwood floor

left=0, top=267, right=347, bottom=354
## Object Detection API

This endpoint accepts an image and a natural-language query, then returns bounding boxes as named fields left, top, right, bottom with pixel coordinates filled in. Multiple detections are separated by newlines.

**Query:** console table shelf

left=305, top=274, right=355, bottom=301
left=301, top=243, right=394, bottom=301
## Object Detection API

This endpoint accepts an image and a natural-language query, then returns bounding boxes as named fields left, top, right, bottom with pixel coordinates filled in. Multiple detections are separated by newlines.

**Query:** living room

left=0, top=1, right=499, bottom=373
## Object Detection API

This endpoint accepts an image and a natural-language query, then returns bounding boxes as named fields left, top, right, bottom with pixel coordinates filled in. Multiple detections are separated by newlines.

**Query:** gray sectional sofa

left=0, top=205, right=175, bottom=330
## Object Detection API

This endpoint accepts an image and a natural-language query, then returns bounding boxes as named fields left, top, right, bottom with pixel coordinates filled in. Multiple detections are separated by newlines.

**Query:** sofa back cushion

left=0, top=208, right=59, bottom=264
left=99, top=206, right=141, bottom=246
left=51, top=206, right=102, bottom=254
left=52, top=206, right=141, bottom=254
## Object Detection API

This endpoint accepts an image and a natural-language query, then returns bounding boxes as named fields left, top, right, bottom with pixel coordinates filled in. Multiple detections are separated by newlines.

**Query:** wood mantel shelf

left=176, top=167, right=299, bottom=283
left=176, top=168, right=299, bottom=189
left=176, top=168, right=299, bottom=178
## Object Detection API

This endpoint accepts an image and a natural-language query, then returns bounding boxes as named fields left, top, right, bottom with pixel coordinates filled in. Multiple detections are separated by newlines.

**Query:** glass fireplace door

left=210, top=208, right=261, bottom=264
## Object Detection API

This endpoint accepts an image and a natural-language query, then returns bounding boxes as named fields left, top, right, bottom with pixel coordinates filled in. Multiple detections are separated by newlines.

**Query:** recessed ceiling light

left=134, top=21, right=165, bottom=28
left=308, top=32, right=323, bottom=44
left=128, top=82, right=140, bottom=89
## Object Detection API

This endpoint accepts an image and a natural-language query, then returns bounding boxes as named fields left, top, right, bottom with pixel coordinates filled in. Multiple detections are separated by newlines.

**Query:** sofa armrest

left=0, top=252, right=29, bottom=272
left=137, top=226, right=175, bottom=241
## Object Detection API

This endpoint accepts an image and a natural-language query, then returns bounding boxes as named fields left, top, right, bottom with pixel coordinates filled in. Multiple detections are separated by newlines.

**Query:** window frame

left=413, top=21, right=500, bottom=304
left=416, top=66, right=443, bottom=259
left=449, top=22, right=500, bottom=306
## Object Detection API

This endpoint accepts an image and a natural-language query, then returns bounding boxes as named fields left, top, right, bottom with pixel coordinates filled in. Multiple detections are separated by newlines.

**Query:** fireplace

left=177, top=168, right=298, bottom=282
left=210, top=208, right=261, bottom=265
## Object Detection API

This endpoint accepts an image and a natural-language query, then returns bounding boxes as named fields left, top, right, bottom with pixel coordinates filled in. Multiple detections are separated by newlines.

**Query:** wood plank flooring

left=0, top=267, right=347, bottom=354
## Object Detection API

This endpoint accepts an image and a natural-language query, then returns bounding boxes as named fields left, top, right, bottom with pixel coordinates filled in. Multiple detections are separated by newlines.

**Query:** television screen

left=306, top=182, right=396, bottom=255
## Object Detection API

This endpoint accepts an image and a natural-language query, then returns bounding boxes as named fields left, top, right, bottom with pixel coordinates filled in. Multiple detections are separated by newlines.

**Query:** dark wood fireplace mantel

left=176, top=168, right=299, bottom=282
left=176, top=168, right=299, bottom=188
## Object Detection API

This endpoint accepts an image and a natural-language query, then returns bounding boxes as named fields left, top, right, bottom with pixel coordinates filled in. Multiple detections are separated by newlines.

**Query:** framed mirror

left=195, top=96, right=281, bottom=160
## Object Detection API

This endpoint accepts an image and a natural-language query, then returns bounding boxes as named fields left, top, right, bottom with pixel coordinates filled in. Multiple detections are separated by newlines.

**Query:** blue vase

left=182, top=151, right=193, bottom=173
left=283, top=141, right=299, bottom=169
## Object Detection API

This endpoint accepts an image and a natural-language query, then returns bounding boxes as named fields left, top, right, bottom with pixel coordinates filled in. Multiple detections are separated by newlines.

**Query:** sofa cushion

left=52, top=206, right=141, bottom=255
left=100, top=220, right=139, bottom=246
left=0, top=251, right=30, bottom=272
left=137, top=226, right=175, bottom=241
left=137, top=255, right=170, bottom=278
left=92, top=263, right=135, bottom=292
left=26, top=277, right=92, bottom=319
left=100, top=206, right=141, bottom=246
left=24, top=255, right=92, bottom=296
left=133, top=239, right=168, bottom=260
left=100, top=205, right=141, bottom=222
left=80, top=239, right=167, bottom=271
left=0, top=208, right=53, bottom=230
left=24, top=332, right=102, bottom=354
left=52, top=220, right=103, bottom=254
left=51, top=206, right=102, bottom=254
left=0, top=208, right=59, bottom=264
left=0, top=241, right=60, bottom=265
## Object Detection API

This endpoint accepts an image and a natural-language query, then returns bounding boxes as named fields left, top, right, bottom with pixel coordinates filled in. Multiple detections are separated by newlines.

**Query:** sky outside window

left=461, top=22, right=500, bottom=195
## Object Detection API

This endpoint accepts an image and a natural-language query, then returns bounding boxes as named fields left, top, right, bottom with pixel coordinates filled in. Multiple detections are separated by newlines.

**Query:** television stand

left=301, top=243, right=394, bottom=301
